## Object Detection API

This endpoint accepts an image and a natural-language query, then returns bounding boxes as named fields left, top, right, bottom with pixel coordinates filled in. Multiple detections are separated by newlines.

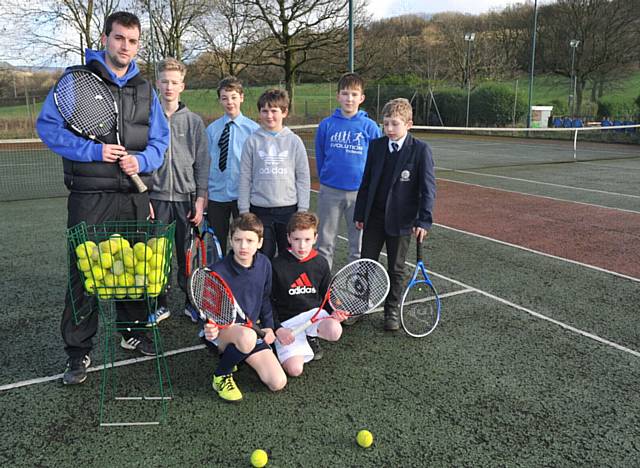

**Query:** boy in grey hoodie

left=238, top=89, right=311, bottom=259
left=150, top=57, right=210, bottom=321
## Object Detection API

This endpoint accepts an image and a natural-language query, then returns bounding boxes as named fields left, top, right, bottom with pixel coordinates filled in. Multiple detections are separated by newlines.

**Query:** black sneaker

left=307, top=336, right=323, bottom=361
left=63, top=355, right=91, bottom=385
left=120, top=335, right=157, bottom=356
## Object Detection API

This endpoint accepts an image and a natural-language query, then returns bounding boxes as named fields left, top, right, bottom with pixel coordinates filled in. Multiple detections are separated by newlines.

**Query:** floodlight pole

left=464, top=32, right=475, bottom=128
left=348, top=0, right=354, bottom=72
left=569, top=39, right=580, bottom=118
left=526, top=0, right=538, bottom=128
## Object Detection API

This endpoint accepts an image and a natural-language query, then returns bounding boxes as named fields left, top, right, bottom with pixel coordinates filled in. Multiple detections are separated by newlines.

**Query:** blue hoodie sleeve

left=36, top=89, right=103, bottom=162
left=135, top=91, right=169, bottom=173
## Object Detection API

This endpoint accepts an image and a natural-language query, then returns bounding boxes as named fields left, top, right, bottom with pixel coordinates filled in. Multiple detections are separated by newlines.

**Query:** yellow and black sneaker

left=212, top=373, right=243, bottom=402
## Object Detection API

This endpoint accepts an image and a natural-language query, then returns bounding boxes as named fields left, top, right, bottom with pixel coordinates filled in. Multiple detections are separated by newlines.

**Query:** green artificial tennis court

left=1, top=129, right=639, bottom=466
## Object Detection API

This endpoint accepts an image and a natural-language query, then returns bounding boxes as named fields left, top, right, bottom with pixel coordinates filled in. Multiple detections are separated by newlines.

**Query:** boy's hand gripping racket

left=53, top=69, right=148, bottom=192
left=291, top=259, right=390, bottom=336
left=188, top=267, right=265, bottom=338
left=400, top=237, right=441, bottom=338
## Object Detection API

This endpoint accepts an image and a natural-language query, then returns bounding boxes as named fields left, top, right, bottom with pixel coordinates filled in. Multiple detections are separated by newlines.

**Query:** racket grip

left=251, top=323, right=266, bottom=339
left=130, top=173, right=148, bottom=192
left=291, top=320, right=313, bottom=337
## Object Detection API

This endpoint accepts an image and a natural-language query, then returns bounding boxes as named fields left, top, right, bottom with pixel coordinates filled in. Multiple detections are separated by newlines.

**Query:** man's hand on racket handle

left=119, top=153, right=140, bottom=176
left=260, top=328, right=276, bottom=345
left=330, top=309, right=349, bottom=322
left=101, top=143, right=127, bottom=163
left=413, top=227, right=429, bottom=243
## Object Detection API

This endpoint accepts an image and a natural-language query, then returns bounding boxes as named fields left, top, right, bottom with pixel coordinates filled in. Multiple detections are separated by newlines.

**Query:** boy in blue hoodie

left=315, top=73, right=381, bottom=270
left=36, top=12, right=169, bottom=386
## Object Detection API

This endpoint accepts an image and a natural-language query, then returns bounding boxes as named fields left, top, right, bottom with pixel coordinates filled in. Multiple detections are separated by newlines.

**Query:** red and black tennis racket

left=188, top=267, right=265, bottom=338
left=53, top=68, right=148, bottom=192
left=291, top=259, right=390, bottom=336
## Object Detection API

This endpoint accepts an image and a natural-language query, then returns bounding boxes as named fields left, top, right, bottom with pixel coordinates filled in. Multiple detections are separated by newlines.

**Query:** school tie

left=391, top=142, right=399, bottom=153
left=218, top=122, right=231, bottom=172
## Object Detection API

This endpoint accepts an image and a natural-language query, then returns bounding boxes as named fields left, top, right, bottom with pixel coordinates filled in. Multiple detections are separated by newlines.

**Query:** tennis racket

left=53, top=68, right=148, bottom=192
left=400, top=238, right=441, bottom=338
left=188, top=267, right=265, bottom=338
left=290, top=259, right=390, bottom=336
left=185, top=194, right=205, bottom=278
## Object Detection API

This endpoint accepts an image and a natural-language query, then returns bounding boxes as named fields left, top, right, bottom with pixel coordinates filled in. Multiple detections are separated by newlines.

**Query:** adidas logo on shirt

left=288, top=273, right=317, bottom=295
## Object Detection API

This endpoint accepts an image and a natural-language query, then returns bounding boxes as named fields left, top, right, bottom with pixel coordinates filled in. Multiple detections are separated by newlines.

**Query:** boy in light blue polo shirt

left=206, top=76, right=259, bottom=255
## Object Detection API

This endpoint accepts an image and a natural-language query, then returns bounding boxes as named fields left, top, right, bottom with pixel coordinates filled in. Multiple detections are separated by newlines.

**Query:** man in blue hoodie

left=36, top=11, right=169, bottom=385
left=315, top=73, right=381, bottom=272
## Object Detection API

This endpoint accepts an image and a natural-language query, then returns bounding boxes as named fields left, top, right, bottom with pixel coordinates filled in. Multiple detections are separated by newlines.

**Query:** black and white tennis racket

left=400, top=238, right=441, bottom=338
left=188, top=267, right=265, bottom=338
left=53, top=68, right=148, bottom=192
left=201, top=216, right=223, bottom=266
left=290, top=259, right=390, bottom=336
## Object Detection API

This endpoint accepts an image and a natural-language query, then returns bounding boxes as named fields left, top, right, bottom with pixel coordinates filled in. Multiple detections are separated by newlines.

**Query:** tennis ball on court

left=147, top=237, right=168, bottom=254
left=77, top=258, right=91, bottom=272
left=111, top=260, right=125, bottom=276
left=84, top=278, right=97, bottom=294
left=147, top=282, right=162, bottom=297
left=75, top=241, right=96, bottom=259
left=133, top=242, right=153, bottom=262
left=91, top=265, right=105, bottom=281
left=250, top=449, right=268, bottom=468
left=149, top=253, right=165, bottom=270
left=117, top=272, right=135, bottom=287
left=114, top=287, right=128, bottom=299
left=134, top=261, right=149, bottom=276
left=148, top=268, right=164, bottom=284
left=356, top=429, right=373, bottom=448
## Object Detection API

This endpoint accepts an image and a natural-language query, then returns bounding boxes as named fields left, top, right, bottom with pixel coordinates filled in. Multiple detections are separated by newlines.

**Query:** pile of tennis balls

left=75, top=234, right=169, bottom=300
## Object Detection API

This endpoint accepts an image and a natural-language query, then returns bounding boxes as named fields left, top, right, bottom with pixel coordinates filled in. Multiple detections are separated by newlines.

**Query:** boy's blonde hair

left=381, top=98, right=413, bottom=123
left=230, top=213, right=264, bottom=239
left=287, top=212, right=319, bottom=234
left=157, top=57, right=187, bottom=79
left=257, top=88, right=289, bottom=113
left=337, top=72, right=365, bottom=93
left=217, top=76, right=244, bottom=98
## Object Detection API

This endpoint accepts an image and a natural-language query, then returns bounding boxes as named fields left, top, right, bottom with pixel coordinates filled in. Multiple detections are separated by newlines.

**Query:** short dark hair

left=230, top=213, right=264, bottom=239
left=338, top=72, right=365, bottom=92
left=105, top=11, right=141, bottom=36
left=217, top=76, right=244, bottom=98
left=287, top=212, right=319, bottom=234
left=257, top=88, right=289, bottom=113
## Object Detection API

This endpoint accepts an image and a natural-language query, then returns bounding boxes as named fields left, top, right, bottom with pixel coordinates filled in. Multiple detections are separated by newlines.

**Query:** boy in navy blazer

left=354, top=98, right=436, bottom=331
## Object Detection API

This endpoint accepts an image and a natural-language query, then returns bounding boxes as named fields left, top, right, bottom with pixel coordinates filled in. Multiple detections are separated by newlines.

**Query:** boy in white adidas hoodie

left=238, top=88, right=311, bottom=259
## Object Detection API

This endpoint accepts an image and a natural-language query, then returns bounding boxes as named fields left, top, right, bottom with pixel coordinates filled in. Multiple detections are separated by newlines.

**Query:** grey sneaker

left=120, top=335, right=156, bottom=356
left=62, top=355, right=91, bottom=385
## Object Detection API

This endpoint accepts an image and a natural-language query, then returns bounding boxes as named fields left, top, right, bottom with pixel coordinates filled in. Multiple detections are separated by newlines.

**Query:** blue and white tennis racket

left=201, top=214, right=223, bottom=267
left=400, top=237, right=441, bottom=338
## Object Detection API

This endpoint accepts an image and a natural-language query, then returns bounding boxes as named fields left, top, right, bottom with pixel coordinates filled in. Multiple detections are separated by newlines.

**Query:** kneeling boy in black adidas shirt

left=271, top=212, right=347, bottom=376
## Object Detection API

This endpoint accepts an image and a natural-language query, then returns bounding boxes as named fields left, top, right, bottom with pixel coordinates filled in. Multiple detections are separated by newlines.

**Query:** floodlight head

left=570, top=39, right=580, bottom=48
left=464, top=32, right=476, bottom=42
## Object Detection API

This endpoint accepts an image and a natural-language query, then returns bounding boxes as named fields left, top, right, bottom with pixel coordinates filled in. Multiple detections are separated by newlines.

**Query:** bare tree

left=3, top=0, right=125, bottom=65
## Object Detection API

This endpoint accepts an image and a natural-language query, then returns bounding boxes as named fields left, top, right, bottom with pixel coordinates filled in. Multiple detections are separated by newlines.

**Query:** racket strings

left=330, top=261, right=389, bottom=315
left=55, top=72, right=117, bottom=136
left=190, top=271, right=235, bottom=325
left=401, top=282, right=440, bottom=337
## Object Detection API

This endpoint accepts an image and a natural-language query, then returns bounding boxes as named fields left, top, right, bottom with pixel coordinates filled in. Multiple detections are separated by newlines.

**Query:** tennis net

left=413, top=124, right=640, bottom=171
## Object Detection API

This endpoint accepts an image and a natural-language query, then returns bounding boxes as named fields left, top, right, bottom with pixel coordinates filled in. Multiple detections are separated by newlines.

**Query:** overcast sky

left=367, top=0, right=533, bottom=17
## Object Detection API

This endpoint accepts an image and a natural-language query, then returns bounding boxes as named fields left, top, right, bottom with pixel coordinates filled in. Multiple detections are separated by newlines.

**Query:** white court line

left=437, top=169, right=640, bottom=200
left=437, top=178, right=640, bottom=215
left=336, top=234, right=640, bottom=359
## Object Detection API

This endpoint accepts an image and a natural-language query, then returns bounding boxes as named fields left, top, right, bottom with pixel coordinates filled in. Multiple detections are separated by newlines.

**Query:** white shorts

left=274, top=308, right=329, bottom=364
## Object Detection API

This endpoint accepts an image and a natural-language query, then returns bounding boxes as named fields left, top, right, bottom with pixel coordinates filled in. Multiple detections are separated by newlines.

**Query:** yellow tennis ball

left=147, top=282, right=162, bottom=297
left=128, top=287, right=143, bottom=299
left=147, top=237, right=168, bottom=254
left=111, top=260, right=125, bottom=276
left=134, top=242, right=153, bottom=262
left=117, top=272, right=135, bottom=287
left=250, top=449, right=268, bottom=468
left=122, top=247, right=135, bottom=268
left=77, top=258, right=91, bottom=272
left=90, top=246, right=101, bottom=262
left=75, top=241, right=96, bottom=259
left=97, top=286, right=114, bottom=300
left=84, top=278, right=97, bottom=294
left=114, top=287, right=127, bottom=299
left=149, top=253, right=165, bottom=270
left=102, top=273, right=117, bottom=288
left=99, top=252, right=113, bottom=270
left=134, top=274, right=147, bottom=287
left=148, top=269, right=164, bottom=284
left=356, top=430, right=373, bottom=448
left=90, top=265, right=105, bottom=281
left=134, top=261, right=149, bottom=276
